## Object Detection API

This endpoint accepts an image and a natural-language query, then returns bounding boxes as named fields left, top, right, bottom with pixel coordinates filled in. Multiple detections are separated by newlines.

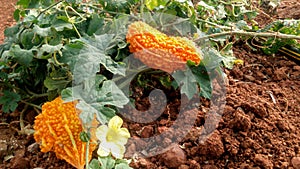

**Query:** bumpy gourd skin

left=126, top=21, right=201, bottom=73
left=34, top=97, right=97, bottom=169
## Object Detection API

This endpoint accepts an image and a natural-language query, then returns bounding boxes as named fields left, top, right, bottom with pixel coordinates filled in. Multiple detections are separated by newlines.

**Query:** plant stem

left=20, top=100, right=42, bottom=110
left=85, top=140, right=90, bottom=169
left=197, top=19, right=232, bottom=30
left=140, top=0, right=145, bottom=18
left=64, top=6, right=82, bottom=38
left=25, top=87, right=48, bottom=98
left=19, top=105, right=28, bottom=134
left=37, top=0, right=65, bottom=19
left=195, top=31, right=300, bottom=42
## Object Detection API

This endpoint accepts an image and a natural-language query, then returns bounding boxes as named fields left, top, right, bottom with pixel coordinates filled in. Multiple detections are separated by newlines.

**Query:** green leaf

left=89, top=159, right=101, bottom=169
left=115, top=159, right=133, bottom=169
left=201, top=47, right=229, bottom=70
left=60, top=41, right=84, bottom=66
left=36, top=44, right=63, bottom=59
left=172, top=68, right=198, bottom=100
left=4, top=24, right=20, bottom=38
left=61, top=88, right=74, bottom=102
left=87, top=14, right=105, bottom=36
left=71, top=34, right=126, bottom=84
left=20, top=29, right=42, bottom=49
left=145, top=0, right=169, bottom=10
left=97, top=80, right=129, bottom=108
left=33, top=25, right=52, bottom=37
left=17, top=0, right=30, bottom=8
left=9, top=45, right=34, bottom=66
left=52, top=19, right=73, bottom=32
left=0, top=72, right=8, bottom=81
left=115, top=163, right=133, bottom=169
left=62, top=76, right=128, bottom=124
left=80, top=131, right=91, bottom=142
left=0, top=90, right=21, bottom=113
left=99, top=0, right=136, bottom=13
left=98, top=156, right=115, bottom=169
left=13, top=9, right=21, bottom=22
left=44, top=77, right=70, bottom=91
left=190, top=63, right=212, bottom=99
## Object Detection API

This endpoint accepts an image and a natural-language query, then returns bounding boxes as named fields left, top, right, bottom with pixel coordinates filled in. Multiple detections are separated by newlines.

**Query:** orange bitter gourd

left=126, top=21, right=201, bottom=73
left=33, top=97, right=98, bottom=169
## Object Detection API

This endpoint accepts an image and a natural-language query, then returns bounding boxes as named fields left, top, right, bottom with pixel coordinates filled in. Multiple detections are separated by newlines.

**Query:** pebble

left=161, top=144, right=186, bottom=168
left=291, top=157, right=300, bottom=169
left=254, top=154, right=273, bottom=169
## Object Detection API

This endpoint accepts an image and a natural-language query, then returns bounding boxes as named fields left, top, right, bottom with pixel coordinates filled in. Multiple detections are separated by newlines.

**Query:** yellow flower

left=96, top=116, right=130, bottom=159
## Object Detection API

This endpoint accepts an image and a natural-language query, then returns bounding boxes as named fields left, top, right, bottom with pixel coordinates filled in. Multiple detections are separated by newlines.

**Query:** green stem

left=53, top=52, right=67, bottom=66
left=195, top=31, right=300, bottom=42
left=37, top=0, right=65, bottom=18
left=20, top=100, right=42, bottom=110
left=140, top=0, right=145, bottom=17
left=64, top=5, right=87, bottom=38
left=25, top=87, right=48, bottom=98
left=19, top=105, right=28, bottom=134
left=85, top=140, right=90, bottom=169
left=197, top=19, right=232, bottom=30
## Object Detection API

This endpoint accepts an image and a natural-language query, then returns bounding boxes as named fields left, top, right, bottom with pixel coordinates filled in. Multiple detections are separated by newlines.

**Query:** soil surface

left=0, top=1, right=300, bottom=169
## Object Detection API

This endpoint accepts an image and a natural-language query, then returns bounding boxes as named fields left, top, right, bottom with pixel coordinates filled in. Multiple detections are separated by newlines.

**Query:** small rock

left=276, top=120, right=290, bottom=131
left=138, top=158, right=149, bottom=167
left=273, top=68, right=287, bottom=81
left=198, top=131, right=225, bottom=158
left=125, top=143, right=136, bottom=157
left=202, top=164, right=218, bottom=169
left=27, top=142, right=39, bottom=153
left=281, top=161, right=289, bottom=168
left=254, top=154, right=273, bottom=169
left=0, top=142, right=8, bottom=159
left=230, top=108, right=251, bottom=131
left=293, top=65, right=300, bottom=71
left=10, top=157, right=30, bottom=169
left=291, top=157, right=300, bottom=169
left=140, top=126, right=153, bottom=138
left=161, top=144, right=186, bottom=168
left=244, top=75, right=256, bottom=81
left=178, top=164, right=189, bottom=169
left=189, top=160, right=200, bottom=169
left=240, top=163, right=250, bottom=169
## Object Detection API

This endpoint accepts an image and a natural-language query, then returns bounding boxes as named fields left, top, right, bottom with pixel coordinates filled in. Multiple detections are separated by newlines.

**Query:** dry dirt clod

left=229, top=108, right=252, bottom=131
left=202, top=164, right=218, bottom=169
left=291, top=157, right=300, bottom=169
left=254, top=154, right=273, bottom=169
left=10, top=156, right=30, bottom=169
left=189, top=159, right=201, bottom=169
left=178, top=164, right=189, bottom=169
left=198, top=131, right=225, bottom=159
left=0, top=141, right=8, bottom=160
left=140, top=126, right=154, bottom=138
left=161, top=144, right=187, bottom=168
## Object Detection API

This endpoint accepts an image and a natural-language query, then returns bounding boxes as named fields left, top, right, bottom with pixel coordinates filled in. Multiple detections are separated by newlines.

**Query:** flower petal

left=110, top=144, right=126, bottom=159
left=96, top=125, right=108, bottom=142
left=97, top=142, right=110, bottom=157
left=108, top=116, right=123, bottom=130
left=97, top=146, right=110, bottom=157
left=118, top=128, right=130, bottom=138
left=113, top=128, right=130, bottom=145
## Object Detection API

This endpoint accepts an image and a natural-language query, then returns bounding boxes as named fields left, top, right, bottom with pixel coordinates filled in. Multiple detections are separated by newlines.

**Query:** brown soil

left=0, top=1, right=300, bottom=169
